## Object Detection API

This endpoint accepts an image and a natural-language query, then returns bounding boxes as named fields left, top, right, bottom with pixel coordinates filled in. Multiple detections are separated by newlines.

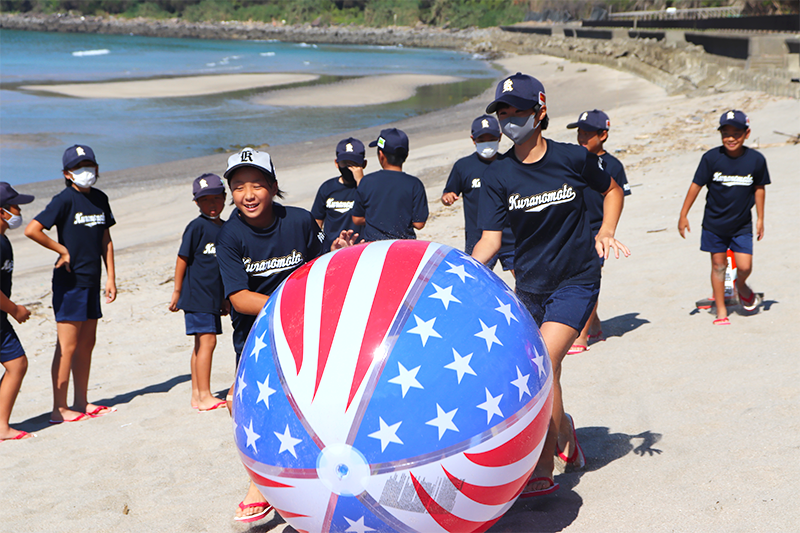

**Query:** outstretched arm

left=596, top=180, right=631, bottom=260
left=471, top=230, right=502, bottom=265
left=678, top=183, right=702, bottom=239
left=754, top=185, right=765, bottom=240
left=0, top=293, right=30, bottom=324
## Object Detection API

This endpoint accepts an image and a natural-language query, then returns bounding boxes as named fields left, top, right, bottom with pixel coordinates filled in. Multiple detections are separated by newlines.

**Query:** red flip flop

left=198, top=400, right=226, bottom=412
left=519, top=477, right=560, bottom=498
left=567, top=344, right=588, bottom=355
left=1, top=431, right=32, bottom=441
left=555, top=413, right=586, bottom=473
left=86, top=405, right=117, bottom=418
left=234, top=501, right=273, bottom=522
left=713, top=317, right=731, bottom=326
left=49, top=413, right=91, bottom=424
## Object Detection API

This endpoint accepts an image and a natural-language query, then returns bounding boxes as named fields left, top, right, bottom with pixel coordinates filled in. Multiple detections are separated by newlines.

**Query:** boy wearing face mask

left=311, top=138, right=367, bottom=253
left=168, top=173, right=229, bottom=411
left=351, top=128, right=428, bottom=241
left=441, top=115, right=515, bottom=273
left=0, top=182, right=34, bottom=441
left=25, top=145, right=117, bottom=424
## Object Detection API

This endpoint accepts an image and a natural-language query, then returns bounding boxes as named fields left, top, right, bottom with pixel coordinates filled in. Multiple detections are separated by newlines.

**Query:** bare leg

left=51, top=321, right=87, bottom=422
left=190, top=335, right=200, bottom=409
left=0, top=356, right=29, bottom=439
left=194, top=333, right=220, bottom=410
left=526, top=321, right=579, bottom=490
left=710, top=252, right=728, bottom=320
left=733, top=252, right=754, bottom=298
left=70, top=319, right=109, bottom=415
left=574, top=301, right=600, bottom=348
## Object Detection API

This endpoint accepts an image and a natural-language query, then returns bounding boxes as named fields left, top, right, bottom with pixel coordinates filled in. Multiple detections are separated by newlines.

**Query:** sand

left=2, top=54, right=799, bottom=532
left=253, top=74, right=464, bottom=107
left=20, top=73, right=320, bottom=99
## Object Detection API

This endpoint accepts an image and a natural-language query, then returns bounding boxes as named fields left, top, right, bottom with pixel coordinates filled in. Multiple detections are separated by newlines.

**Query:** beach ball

left=233, top=240, right=552, bottom=533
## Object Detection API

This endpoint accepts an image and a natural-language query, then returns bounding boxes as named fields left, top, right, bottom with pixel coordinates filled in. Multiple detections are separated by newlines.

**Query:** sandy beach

left=2, top=53, right=799, bottom=533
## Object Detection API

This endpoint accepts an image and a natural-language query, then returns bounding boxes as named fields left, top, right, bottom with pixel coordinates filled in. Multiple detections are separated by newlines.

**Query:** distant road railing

left=609, top=7, right=742, bottom=21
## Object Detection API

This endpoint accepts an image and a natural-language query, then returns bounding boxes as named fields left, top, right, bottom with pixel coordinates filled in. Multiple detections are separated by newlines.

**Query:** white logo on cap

left=345, top=143, right=353, bottom=152
left=727, top=111, right=735, bottom=120
left=76, top=147, right=85, bottom=156
left=199, top=178, right=208, bottom=189
left=377, top=137, right=386, bottom=149
left=241, top=150, right=254, bottom=163
left=481, top=119, right=489, bottom=128
left=580, top=112, right=588, bottom=121
left=502, top=79, right=514, bottom=93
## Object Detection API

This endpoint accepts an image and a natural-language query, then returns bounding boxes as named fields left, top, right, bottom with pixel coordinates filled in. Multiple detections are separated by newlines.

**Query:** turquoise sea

left=0, top=29, right=495, bottom=185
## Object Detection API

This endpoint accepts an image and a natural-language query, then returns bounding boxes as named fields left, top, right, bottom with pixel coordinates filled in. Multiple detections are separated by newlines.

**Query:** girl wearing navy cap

left=473, top=73, right=630, bottom=497
left=25, top=145, right=117, bottom=424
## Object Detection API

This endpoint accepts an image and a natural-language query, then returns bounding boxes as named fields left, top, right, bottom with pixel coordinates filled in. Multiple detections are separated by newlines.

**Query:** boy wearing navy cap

left=351, top=128, right=428, bottom=241
left=679, top=109, right=770, bottom=325
left=566, top=109, right=631, bottom=353
left=474, top=72, right=629, bottom=496
left=169, top=173, right=228, bottom=411
left=25, top=145, right=118, bottom=424
left=1, top=182, right=34, bottom=441
left=441, top=115, right=515, bottom=272
left=215, top=147, right=357, bottom=523
left=311, top=137, right=367, bottom=252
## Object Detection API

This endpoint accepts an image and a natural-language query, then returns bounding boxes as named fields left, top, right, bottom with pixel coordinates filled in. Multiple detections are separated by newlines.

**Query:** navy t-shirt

left=478, top=140, right=612, bottom=294
left=311, top=177, right=363, bottom=252
left=34, top=186, right=115, bottom=288
left=216, top=203, right=324, bottom=354
left=1, top=235, right=13, bottom=334
left=444, top=152, right=514, bottom=255
left=692, top=146, right=770, bottom=236
left=351, top=169, right=428, bottom=241
left=585, top=152, right=631, bottom=233
left=177, top=215, right=225, bottom=314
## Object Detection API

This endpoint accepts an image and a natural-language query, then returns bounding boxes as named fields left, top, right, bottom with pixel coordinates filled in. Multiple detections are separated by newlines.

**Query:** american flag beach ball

left=233, top=240, right=553, bottom=533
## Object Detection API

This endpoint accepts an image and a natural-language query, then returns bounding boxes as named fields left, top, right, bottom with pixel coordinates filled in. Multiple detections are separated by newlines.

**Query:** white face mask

left=3, top=208, right=22, bottom=230
left=476, top=141, right=500, bottom=159
left=69, top=167, right=97, bottom=188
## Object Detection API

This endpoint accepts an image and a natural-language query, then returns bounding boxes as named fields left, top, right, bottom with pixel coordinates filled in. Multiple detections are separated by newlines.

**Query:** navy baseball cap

left=336, top=138, right=366, bottom=166
left=369, top=128, right=409, bottom=156
left=719, top=109, right=749, bottom=130
left=62, top=144, right=97, bottom=170
left=486, top=73, right=546, bottom=114
left=567, top=109, right=610, bottom=131
left=224, top=147, right=276, bottom=180
left=471, top=115, right=501, bottom=138
left=192, top=173, right=225, bottom=200
left=0, top=182, right=35, bottom=207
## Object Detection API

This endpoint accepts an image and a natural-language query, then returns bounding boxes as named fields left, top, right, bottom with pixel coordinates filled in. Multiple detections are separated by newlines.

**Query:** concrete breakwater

left=1, top=12, right=797, bottom=99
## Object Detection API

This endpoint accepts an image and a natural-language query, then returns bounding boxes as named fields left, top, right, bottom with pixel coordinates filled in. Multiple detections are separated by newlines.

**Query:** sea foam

left=72, top=49, right=110, bottom=57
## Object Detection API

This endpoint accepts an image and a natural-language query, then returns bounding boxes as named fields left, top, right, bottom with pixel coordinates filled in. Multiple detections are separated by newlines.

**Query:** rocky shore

left=2, top=12, right=797, bottom=99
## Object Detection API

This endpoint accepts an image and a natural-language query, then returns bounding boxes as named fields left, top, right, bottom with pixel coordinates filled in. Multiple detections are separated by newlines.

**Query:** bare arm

left=471, top=230, right=502, bottom=264
left=441, top=192, right=459, bottom=206
left=754, top=185, right=765, bottom=241
left=352, top=215, right=366, bottom=226
left=315, top=219, right=324, bottom=229
left=412, top=221, right=426, bottom=230
left=228, top=289, right=270, bottom=317
left=169, top=255, right=188, bottom=312
left=678, top=183, right=702, bottom=239
left=595, top=180, right=630, bottom=260
left=102, top=229, right=116, bottom=303
left=0, top=293, right=30, bottom=324
left=24, top=218, right=70, bottom=270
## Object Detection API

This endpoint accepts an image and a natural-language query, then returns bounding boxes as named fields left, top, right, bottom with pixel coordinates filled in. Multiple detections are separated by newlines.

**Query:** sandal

left=555, top=413, right=586, bottom=473
left=234, top=501, right=273, bottom=523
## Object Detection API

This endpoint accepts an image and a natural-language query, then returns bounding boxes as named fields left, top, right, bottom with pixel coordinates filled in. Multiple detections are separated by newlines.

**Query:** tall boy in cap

left=1, top=182, right=34, bottom=441
left=215, top=148, right=357, bottom=523
left=311, top=137, right=367, bottom=252
left=442, top=115, right=515, bottom=272
left=566, top=109, right=631, bottom=353
left=679, top=109, right=770, bottom=325
left=26, top=144, right=117, bottom=424
left=351, top=128, right=428, bottom=241
left=169, top=173, right=228, bottom=411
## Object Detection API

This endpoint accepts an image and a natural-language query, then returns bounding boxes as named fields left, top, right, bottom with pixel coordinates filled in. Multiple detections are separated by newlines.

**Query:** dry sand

left=253, top=74, right=463, bottom=107
left=21, top=73, right=320, bottom=99
left=2, top=54, right=799, bottom=532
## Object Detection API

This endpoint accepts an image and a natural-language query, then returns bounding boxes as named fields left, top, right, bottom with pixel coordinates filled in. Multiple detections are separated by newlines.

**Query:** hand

left=678, top=216, right=690, bottom=239
left=441, top=192, right=459, bottom=206
left=331, top=229, right=362, bottom=251
left=105, top=280, right=117, bottom=304
left=221, top=300, right=231, bottom=317
left=55, top=251, right=71, bottom=271
left=595, top=232, right=631, bottom=260
left=348, top=164, right=364, bottom=183
left=13, top=304, right=30, bottom=324
left=756, top=219, right=764, bottom=241
left=169, top=290, right=180, bottom=312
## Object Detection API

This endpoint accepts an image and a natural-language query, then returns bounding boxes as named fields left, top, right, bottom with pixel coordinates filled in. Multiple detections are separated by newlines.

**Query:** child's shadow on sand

left=243, top=428, right=662, bottom=533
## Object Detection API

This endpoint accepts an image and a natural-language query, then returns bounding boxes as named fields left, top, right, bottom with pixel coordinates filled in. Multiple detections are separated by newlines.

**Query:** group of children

left=0, top=71, right=770, bottom=518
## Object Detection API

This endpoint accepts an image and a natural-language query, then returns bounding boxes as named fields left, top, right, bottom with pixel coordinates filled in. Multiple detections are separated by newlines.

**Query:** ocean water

left=0, top=29, right=495, bottom=185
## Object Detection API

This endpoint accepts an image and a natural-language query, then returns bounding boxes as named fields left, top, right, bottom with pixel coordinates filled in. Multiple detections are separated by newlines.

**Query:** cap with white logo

left=718, top=109, right=749, bottom=130
left=335, top=137, right=366, bottom=166
left=368, top=128, right=409, bottom=156
left=566, top=109, right=610, bottom=131
left=192, top=173, right=225, bottom=200
left=471, top=115, right=501, bottom=138
left=486, top=73, right=546, bottom=114
left=224, top=148, right=276, bottom=181
left=62, top=144, right=97, bottom=170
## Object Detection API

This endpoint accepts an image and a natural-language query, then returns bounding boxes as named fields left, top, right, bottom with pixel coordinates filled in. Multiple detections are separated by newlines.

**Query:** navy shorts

left=1, top=326, right=26, bottom=363
left=184, top=312, right=222, bottom=335
left=516, top=283, right=600, bottom=332
left=53, top=285, right=102, bottom=322
left=701, top=230, right=752, bottom=255
left=487, top=250, right=515, bottom=272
